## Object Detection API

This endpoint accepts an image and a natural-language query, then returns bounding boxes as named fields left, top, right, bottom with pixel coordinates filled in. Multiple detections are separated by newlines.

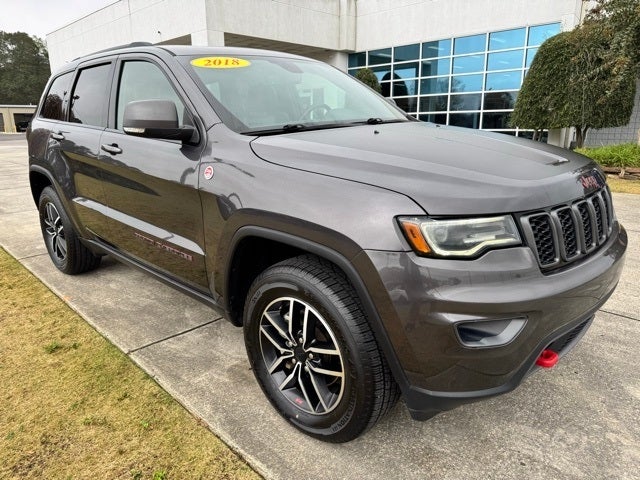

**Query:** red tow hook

left=536, top=349, right=559, bottom=368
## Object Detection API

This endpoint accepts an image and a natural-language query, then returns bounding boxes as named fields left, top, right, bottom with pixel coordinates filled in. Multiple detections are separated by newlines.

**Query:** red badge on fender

left=203, top=166, right=214, bottom=180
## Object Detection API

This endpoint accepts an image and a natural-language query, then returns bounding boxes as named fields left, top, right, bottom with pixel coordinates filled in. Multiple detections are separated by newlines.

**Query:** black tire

left=244, top=255, right=399, bottom=442
left=38, top=186, right=101, bottom=275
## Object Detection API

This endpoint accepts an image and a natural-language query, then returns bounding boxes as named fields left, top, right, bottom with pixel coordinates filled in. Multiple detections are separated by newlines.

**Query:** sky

left=0, top=0, right=116, bottom=39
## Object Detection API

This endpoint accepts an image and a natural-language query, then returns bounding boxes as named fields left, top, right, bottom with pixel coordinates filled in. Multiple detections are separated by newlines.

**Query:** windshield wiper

left=241, top=122, right=353, bottom=136
left=282, top=123, right=306, bottom=132
left=349, top=118, right=408, bottom=126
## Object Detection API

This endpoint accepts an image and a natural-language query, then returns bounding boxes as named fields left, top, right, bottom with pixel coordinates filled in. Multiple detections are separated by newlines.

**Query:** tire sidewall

left=38, top=187, right=71, bottom=273
left=244, top=273, right=371, bottom=439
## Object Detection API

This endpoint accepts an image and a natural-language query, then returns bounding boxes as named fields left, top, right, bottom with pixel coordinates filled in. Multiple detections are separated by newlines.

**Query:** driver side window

left=116, top=61, right=186, bottom=130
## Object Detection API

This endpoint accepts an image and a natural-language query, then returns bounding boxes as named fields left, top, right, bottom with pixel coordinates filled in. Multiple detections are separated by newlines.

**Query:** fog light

left=455, top=317, right=527, bottom=348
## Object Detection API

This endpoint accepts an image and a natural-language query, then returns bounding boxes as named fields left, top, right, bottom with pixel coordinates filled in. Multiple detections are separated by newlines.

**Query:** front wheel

left=244, top=255, right=399, bottom=442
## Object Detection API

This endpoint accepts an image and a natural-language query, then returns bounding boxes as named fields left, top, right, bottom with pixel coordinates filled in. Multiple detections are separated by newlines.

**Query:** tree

left=511, top=23, right=635, bottom=147
left=0, top=32, right=50, bottom=105
left=587, top=0, right=640, bottom=85
left=355, top=68, right=381, bottom=93
left=587, top=0, right=640, bottom=144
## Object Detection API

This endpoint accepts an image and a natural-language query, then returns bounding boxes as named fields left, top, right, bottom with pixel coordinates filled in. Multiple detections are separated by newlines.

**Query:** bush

left=575, top=143, right=640, bottom=169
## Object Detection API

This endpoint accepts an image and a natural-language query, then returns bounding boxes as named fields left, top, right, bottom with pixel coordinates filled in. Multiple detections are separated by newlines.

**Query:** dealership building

left=46, top=0, right=639, bottom=146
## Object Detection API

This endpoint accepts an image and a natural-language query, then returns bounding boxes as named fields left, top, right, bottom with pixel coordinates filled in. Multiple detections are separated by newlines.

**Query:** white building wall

left=206, top=0, right=354, bottom=50
left=355, top=0, right=584, bottom=50
left=46, top=0, right=207, bottom=69
left=46, top=0, right=355, bottom=70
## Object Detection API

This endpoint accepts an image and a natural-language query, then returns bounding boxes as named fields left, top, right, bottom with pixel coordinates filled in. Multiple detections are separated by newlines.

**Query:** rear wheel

left=244, top=255, right=399, bottom=442
left=38, top=186, right=101, bottom=274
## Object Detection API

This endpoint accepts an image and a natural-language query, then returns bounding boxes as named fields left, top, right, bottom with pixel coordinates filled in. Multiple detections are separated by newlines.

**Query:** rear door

left=97, top=54, right=208, bottom=290
left=41, top=60, right=115, bottom=238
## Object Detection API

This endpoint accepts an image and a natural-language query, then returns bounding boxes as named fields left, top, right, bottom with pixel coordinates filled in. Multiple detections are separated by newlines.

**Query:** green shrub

left=575, top=143, right=640, bottom=169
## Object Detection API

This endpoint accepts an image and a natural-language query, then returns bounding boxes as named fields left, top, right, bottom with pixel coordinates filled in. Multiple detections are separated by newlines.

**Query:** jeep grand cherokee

left=27, top=44, right=627, bottom=442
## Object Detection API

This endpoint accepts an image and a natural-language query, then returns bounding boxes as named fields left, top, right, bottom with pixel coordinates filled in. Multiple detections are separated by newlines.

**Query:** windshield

left=181, top=54, right=408, bottom=134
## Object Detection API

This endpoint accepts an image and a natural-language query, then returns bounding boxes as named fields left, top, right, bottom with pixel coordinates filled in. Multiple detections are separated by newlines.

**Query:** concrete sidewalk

left=1, top=136, right=639, bottom=480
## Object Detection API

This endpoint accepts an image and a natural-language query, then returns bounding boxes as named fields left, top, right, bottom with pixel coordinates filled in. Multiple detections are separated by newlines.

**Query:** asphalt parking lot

left=1, top=134, right=639, bottom=479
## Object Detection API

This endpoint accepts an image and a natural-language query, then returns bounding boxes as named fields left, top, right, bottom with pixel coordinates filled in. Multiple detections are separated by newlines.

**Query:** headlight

left=398, top=215, right=522, bottom=258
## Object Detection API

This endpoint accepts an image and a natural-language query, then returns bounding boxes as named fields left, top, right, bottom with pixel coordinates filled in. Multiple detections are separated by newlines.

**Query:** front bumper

left=360, top=222, right=627, bottom=420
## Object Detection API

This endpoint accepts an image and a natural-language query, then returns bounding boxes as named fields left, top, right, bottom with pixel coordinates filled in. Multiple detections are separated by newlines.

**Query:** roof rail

left=72, top=41, right=154, bottom=61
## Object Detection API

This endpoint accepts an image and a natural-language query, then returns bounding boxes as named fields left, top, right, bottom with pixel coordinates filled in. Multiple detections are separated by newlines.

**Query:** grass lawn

left=606, top=176, right=640, bottom=194
left=0, top=248, right=260, bottom=480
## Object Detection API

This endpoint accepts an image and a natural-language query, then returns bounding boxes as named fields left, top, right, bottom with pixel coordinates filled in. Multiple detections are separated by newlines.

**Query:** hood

left=250, top=122, right=602, bottom=215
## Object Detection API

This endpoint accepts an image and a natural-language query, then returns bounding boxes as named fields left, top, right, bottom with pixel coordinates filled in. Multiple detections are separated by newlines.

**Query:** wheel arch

left=29, top=165, right=99, bottom=256
left=222, top=226, right=410, bottom=393
left=29, top=167, right=55, bottom=206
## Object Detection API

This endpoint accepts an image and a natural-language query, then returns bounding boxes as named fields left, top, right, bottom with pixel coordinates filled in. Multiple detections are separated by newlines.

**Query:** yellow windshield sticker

left=191, top=57, right=251, bottom=69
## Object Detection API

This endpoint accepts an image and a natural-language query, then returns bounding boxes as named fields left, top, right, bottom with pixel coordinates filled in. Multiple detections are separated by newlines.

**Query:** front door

left=97, top=57, right=208, bottom=290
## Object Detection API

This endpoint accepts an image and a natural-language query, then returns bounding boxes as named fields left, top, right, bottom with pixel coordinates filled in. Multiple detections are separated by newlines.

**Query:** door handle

left=51, top=132, right=65, bottom=141
left=101, top=143, right=122, bottom=155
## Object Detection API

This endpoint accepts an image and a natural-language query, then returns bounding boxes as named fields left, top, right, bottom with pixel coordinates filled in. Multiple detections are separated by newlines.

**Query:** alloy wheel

left=43, top=202, right=67, bottom=261
left=259, top=297, right=345, bottom=415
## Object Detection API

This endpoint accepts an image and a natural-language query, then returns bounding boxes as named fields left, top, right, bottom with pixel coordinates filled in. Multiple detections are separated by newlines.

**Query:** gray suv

left=27, top=44, right=626, bottom=442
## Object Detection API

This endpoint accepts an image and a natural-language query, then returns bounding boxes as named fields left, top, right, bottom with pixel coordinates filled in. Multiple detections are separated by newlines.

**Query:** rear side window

left=40, top=72, right=72, bottom=121
left=69, top=63, right=112, bottom=127
left=116, top=61, right=186, bottom=130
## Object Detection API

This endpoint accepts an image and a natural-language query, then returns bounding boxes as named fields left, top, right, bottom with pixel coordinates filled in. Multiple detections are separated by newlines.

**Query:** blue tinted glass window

left=487, top=50, right=524, bottom=71
left=450, top=93, right=482, bottom=111
left=489, top=28, right=526, bottom=50
left=394, top=96, right=417, bottom=112
left=454, top=34, right=486, bottom=55
left=368, top=48, right=392, bottom=65
left=482, top=111, right=512, bottom=129
left=348, top=52, right=366, bottom=68
left=394, top=62, right=419, bottom=79
left=395, top=44, right=420, bottom=62
left=453, top=54, right=485, bottom=74
left=393, top=79, right=417, bottom=96
left=486, top=71, right=522, bottom=90
left=421, top=58, right=450, bottom=77
left=371, top=65, right=392, bottom=82
left=348, top=69, right=358, bottom=77
left=422, top=39, right=451, bottom=58
left=451, top=74, right=483, bottom=92
left=420, top=76, right=450, bottom=94
left=525, top=48, right=538, bottom=68
left=419, top=113, right=447, bottom=124
left=420, top=95, right=448, bottom=112
left=484, top=91, right=518, bottom=110
left=449, top=112, right=480, bottom=128
left=528, top=23, right=561, bottom=46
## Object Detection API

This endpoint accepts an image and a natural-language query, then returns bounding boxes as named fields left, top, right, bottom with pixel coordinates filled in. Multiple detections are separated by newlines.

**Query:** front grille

left=521, top=187, right=614, bottom=271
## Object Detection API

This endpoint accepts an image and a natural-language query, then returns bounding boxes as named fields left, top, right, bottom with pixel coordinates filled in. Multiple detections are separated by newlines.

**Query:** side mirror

left=123, top=100, right=196, bottom=142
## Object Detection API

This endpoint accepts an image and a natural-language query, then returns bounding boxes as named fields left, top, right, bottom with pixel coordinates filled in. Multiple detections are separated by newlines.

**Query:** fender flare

left=224, top=225, right=411, bottom=394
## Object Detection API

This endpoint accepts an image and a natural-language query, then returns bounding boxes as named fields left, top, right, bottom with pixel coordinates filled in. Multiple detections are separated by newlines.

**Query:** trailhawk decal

left=134, top=232, right=193, bottom=262
left=191, top=57, right=251, bottom=68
